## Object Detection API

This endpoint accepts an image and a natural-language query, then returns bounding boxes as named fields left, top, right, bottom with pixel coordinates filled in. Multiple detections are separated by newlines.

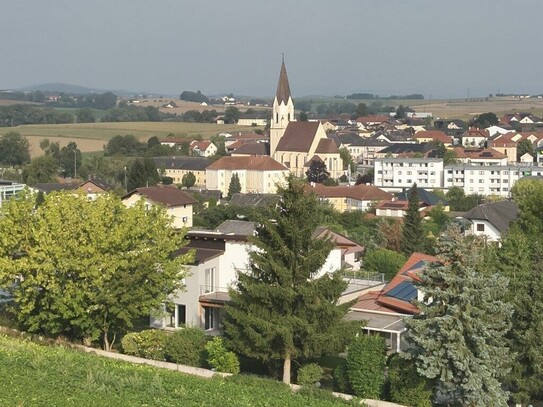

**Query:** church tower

left=270, top=58, right=295, bottom=157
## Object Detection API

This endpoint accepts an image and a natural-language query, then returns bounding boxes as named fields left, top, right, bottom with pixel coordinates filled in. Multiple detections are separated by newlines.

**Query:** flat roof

left=345, top=310, right=407, bottom=334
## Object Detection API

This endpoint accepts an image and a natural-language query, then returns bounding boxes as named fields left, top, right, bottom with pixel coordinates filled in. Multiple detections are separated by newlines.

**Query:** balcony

left=199, top=286, right=231, bottom=307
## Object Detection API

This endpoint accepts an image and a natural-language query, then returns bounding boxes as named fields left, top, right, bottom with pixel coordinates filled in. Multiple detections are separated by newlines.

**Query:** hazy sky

left=1, top=0, right=542, bottom=98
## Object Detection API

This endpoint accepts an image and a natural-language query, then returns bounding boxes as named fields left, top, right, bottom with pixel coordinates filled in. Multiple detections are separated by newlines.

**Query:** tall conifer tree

left=224, top=176, right=356, bottom=384
left=400, top=183, right=424, bottom=255
left=227, top=173, right=242, bottom=199
left=406, top=226, right=512, bottom=406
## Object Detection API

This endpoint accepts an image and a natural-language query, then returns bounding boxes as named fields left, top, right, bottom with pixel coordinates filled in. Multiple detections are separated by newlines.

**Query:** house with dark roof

left=269, top=60, right=344, bottom=179
left=153, top=156, right=212, bottom=187
left=230, top=141, right=270, bottom=156
left=463, top=200, right=519, bottom=242
left=122, top=185, right=197, bottom=228
left=205, top=156, right=289, bottom=195
left=395, top=188, right=449, bottom=210
left=347, top=252, right=438, bottom=352
left=35, top=176, right=115, bottom=200
left=229, top=192, right=280, bottom=208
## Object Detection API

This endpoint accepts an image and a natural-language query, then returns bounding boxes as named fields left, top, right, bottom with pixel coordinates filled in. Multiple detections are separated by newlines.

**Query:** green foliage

left=227, top=173, right=242, bottom=199
left=164, top=328, right=208, bottom=367
left=205, top=337, right=240, bottom=374
left=333, top=362, right=350, bottom=393
left=224, top=106, right=241, bottom=124
left=363, top=249, right=406, bottom=281
left=59, top=141, right=81, bottom=178
left=400, top=184, right=424, bottom=255
left=297, top=363, right=324, bottom=386
left=346, top=334, right=387, bottom=398
left=306, top=159, right=330, bottom=183
left=0, top=131, right=30, bottom=166
left=225, top=176, right=358, bottom=384
left=127, top=157, right=160, bottom=191
left=339, top=148, right=354, bottom=172
left=179, top=90, right=209, bottom=103
left=104, top=134, right=145, bottom=156
left=121, top=330, right=168, bottom=360
left=386, top=354, right=432, bottom=407
left=76, top=108, right=96, bottom=123
left=517, top=138, right=534, bottom=161
left=322, top=177, right=338, bottom=186
left=0, top=335, right=354, bottom=406
left=427, top=204, right=449, bottom=229
left=511, top=177, right=543, bottom=237
left=406, top=226, right=512, bottom=406
left=0, top=192, right=192, bottom=350
left=0, top=104, right=73, bottom=127
left=445, top=186, right=482, bottom=211
left=22, top=156, right=58, bottom=185
left=470, top=112, right=499, bottom=128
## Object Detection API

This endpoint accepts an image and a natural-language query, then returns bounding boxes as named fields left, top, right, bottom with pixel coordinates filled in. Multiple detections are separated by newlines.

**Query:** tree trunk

left=103, top=332, right=110, bottom=352
left=282, top=351, right=291, bottom=384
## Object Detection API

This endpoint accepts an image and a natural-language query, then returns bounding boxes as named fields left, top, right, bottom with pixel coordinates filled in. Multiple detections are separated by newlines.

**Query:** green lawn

left=0, top=122, right=257, bottom=141
left=0, top=335, right=356, bottom=406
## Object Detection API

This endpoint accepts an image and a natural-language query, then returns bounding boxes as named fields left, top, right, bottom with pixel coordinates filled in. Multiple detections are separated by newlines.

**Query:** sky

left=1, top=0, right=542, bottom=99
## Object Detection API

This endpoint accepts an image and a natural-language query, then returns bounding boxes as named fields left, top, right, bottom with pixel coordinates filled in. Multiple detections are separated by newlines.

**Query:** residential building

left=189, top=140, right=217, bottom=157
left=413, top=130, right=452, bottom=146
left=236, top=114, right=268, bottom=126
left=35, top=176, right=115, bottom=200
left=452, top=147, right=508, bottom=166
left=0, top=180, right=26, bottom=206
left=122, top=185, right=197, bottom=228
left=309, top=183, right=392, bottom=212
left=463, top=200, right=519, bottom=242
left=459, top=128, right=489, bottom=147
left=153, top=156, right=212, bottom=187
left=153, top=220, right=360, bottom=332
left=347, top=252, right=438, bottom=352
left=374, top=158, right=444, bottom=192
left=205, top=156, right=289, bottom=195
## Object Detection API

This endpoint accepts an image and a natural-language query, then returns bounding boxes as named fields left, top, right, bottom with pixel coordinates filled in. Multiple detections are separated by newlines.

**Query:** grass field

left=0, top=122, right=256, bottom=158
left=0, top=335, right=355, bottom=406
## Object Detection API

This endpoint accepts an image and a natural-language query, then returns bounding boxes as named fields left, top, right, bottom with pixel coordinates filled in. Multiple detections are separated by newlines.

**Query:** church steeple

left=270, top=57, right=295, bottom=158
left=275, top=56, right=291, bottom=105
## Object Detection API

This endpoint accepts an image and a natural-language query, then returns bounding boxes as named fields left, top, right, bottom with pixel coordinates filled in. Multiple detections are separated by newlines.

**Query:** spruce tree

left=400, top=183, right=424, bottom=255
left=227, top=173, right=241, bottom=199
left=224, top=176, right=357, bottom=384
left=406, top=226, right=512, bottom=406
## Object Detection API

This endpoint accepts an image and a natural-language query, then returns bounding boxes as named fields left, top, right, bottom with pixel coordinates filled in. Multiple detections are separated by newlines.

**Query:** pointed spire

left=275, top=57, right=291, bottom=105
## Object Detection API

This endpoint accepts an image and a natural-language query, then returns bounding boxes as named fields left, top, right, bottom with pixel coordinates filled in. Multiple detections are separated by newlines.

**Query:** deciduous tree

left=0, top=192, right=191, bottom=350
left=0, top=132, right=30, bottom=166
left=305, top=159, right=330, bottom=184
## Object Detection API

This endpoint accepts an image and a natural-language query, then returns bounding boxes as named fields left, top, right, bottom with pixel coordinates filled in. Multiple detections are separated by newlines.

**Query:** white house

left=122, top=185, right=197, bottom=228
left=189, top=140, right=217, bottom=157
left=152, top=220, right=347, bottom=333
left=463, top=200, right=519, bottom=242
left=374, top=158, right=444, bottom=192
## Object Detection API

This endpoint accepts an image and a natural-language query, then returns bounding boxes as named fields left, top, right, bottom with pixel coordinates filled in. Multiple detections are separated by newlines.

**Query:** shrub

left=205, top=337, right=240, bottom=374
left=164, top=327, right=208, bottom=367
left=333, top=362, right=351, bottom=394
left=346, top=334, right=387, bottom=398
left=121, top=329, right=168, bottom=360
left=297, top=363, right=324, bottom=386
left=387, top=354, right=433, bottom=407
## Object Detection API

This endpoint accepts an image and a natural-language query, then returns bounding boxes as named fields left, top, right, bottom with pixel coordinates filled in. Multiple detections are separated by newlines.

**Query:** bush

left=121, top=329, right=168, bottom=360
left=297, top=363, right=324, bottom=386
left=387, top=354, right=433, bottom=407
left=205, top=337, right=240, bottom=374
left=346, top=334, right=387, bottom=398
left=164, top=327, right=208, bottom=367
left=333, top=362, right=351, bottom=394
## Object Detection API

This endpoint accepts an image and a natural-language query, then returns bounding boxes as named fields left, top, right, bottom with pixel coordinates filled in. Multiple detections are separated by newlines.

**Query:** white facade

left=122, top=194, right=194, bottom=228
left=374, top=158, right=444, bottom=191
left=206, top=168, right=288, bottom=196
left=466, top=220, right=502, bottom=242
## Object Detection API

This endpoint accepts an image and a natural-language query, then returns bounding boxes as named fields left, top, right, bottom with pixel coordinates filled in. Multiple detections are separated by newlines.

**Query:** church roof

left=315, top=138, right=339, bottom=154
left=206, top=156, right=288, bottom=171
left=275, top=60, right=292, bottom=105
left=276, top=121, right=320, bottom=152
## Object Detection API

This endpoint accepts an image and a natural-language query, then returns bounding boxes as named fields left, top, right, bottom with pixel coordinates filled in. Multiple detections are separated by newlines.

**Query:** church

left=269, top=60, right=344, bottom=179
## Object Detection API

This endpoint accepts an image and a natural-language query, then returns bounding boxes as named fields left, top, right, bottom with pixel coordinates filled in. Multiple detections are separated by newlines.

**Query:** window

left=479, top=171, right=484, bottom=175
left=177, top=304, right=186, bottom=327
left=182, top=216, right=188, bottom=223
left=204, top=267, right=215, bottom=293
left=398, top=171, right=402, bottom=175
left=407, top=171, right=412, bottom=175
left=476, top=224, right=485, bottom=232
left=204, top=306, right=215, bottom=330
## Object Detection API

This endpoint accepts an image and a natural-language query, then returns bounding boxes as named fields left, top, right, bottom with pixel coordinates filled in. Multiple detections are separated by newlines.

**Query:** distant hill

left=16, top=83, right=139, bottom=97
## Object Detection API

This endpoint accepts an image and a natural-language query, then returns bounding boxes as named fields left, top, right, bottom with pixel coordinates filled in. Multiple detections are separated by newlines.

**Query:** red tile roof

left=124, top=185, right=197, bottom=207
left=453, top=147, right=507, bottom=159
left=206, top=156, right=288, bottom=171
left=356, top=115, right=390, bottom=124
left=315, top=138, right=339, bottom=154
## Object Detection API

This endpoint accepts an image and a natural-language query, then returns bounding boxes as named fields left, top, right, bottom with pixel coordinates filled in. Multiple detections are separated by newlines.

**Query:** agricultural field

left=0, top=122, right=253, bottom=158
left=0, top=335, right=355, bottom=406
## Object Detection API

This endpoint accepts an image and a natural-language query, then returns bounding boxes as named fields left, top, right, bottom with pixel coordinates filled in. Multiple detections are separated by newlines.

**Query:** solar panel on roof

left=384, top=281, right=417, bottom=302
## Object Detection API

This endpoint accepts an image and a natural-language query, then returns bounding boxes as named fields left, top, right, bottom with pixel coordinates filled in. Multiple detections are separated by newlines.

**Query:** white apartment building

left=374, top=158, right=444, bottom=192
left=443, top=165, right=542, bottom=197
